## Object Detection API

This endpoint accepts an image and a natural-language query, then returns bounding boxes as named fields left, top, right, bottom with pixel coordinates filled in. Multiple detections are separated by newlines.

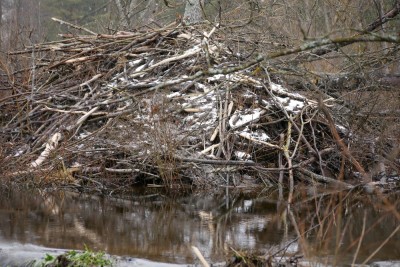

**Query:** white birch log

left=30, top=133, right=62, bottom=168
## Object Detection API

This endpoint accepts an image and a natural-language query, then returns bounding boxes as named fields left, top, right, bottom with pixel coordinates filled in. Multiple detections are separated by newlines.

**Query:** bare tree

left=113, top=0, right=163, bottom=28
left=113, top=0, right=130, bottom=27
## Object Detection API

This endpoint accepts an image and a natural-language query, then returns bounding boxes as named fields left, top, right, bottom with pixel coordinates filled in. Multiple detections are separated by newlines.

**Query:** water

left=0, top=186, right=399, bottom=266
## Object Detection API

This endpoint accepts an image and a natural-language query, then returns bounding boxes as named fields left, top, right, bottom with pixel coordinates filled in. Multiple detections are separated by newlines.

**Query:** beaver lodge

left=0, top=20, right=399, bottom=196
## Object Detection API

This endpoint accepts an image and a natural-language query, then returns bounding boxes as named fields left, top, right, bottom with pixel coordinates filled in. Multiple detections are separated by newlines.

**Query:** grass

left=34, top=246, right=113, bottom=267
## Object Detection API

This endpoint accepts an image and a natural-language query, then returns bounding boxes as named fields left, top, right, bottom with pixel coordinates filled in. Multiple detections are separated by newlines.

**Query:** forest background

left=0, top=0, right=399, bottom=54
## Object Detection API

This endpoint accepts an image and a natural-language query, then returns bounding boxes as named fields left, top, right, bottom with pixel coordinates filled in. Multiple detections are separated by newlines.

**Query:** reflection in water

left=0, top=187, right=398, bottom=265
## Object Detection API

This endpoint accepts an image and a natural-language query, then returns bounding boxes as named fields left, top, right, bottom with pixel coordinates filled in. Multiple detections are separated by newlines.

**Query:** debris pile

left=1, top=22, right=397, bottom=191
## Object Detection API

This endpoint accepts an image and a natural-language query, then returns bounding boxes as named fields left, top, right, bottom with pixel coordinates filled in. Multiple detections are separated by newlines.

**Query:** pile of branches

left=0, top=21, right=397, bottom=193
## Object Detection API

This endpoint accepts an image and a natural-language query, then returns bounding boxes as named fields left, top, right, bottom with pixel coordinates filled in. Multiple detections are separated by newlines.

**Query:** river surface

left=0, top=186, right=399, bottom=266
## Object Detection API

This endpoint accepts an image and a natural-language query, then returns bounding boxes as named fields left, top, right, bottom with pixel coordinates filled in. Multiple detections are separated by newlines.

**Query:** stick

left=76, top=107, right=99, bottom=126
left=200, top=144, right=220, bottom=154
left=174, top=156, right=256, bottom=166
left=278, top=134, right=285, bottom=200
left=318, top=97, right=370, bottom=182
left=237, top=132, right=282, bottom=150
left=42, top=106, right=106, bottom=116
left=51, top=17, right=97, bottom=35
left=283, top=119, right=294, bottom=204
left=191, top=246, right=210, bottom=267
left=130, top=45, right=203, bottom=78
left=298, top=168, right=354, bottom=189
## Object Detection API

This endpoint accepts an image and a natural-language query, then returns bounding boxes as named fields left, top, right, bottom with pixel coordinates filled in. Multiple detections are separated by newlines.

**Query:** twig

left=352, top=212, right=367, bottom=266
left=298, top=168, right=354, bottom=189
left=237, top=131, right=282, bottom=150
left=278, top=134, right=285, bottom=200
left=42, top=106, right=107, bottom=116
left=361, top=224, right=400, bottom=265
left=318, top=97, right=370, bottom=182
left=174, top=156, right=256, bottom=166
left=283, top=119, right=294, bottom=204
left=52, top=17, right=98, bottom=35
left=200, top=144, right=220, bottom=154
left=130, top=45, right=204, bottom=78
left=75, top=107, right=99, bottom=126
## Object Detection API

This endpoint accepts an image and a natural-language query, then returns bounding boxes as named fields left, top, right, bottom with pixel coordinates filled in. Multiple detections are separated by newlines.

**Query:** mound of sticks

left=0, top=21, right=396, bottom=193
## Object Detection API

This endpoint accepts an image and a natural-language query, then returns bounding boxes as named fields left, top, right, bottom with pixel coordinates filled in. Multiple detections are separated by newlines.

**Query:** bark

left=183, top=0, right=204, bottom=24
left=0, top=0, right=2, bottom=48
left=136, top=0, right=159, bottom=25
left=114, top=0, right=129, bottom=27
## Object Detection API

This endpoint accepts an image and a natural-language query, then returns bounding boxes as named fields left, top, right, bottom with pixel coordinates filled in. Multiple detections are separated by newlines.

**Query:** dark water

left=0, top=186, right=399, bottom=266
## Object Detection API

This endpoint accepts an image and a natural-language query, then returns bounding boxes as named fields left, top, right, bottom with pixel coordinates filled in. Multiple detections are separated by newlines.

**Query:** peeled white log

left=30, top=133, right=62, bottom=168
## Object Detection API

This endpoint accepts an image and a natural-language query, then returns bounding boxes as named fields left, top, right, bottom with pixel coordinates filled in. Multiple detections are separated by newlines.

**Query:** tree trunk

left=0, top=0, right=3, bottom=49
left=114, top=0, right=129, bottom=27
left=183, top=0, right=204, bottom=24
left=135, top=0, right=159, bottom=26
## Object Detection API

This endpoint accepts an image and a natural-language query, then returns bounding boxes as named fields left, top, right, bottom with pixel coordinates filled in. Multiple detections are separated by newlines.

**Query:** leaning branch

left=52, top=17, right=98, bottom=36
left=303, top=1, right=400, bottom=58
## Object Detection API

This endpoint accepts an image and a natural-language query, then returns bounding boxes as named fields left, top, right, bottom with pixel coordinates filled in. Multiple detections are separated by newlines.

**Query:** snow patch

left=166, top=92, right=181, bottom=98
left=229, top=108, right=265, bottom=129
left=237, top=127, right=270, bottom=142
left=275, top=96, right=304, bottom=113
left=234, top=151, right=252, bottom=160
